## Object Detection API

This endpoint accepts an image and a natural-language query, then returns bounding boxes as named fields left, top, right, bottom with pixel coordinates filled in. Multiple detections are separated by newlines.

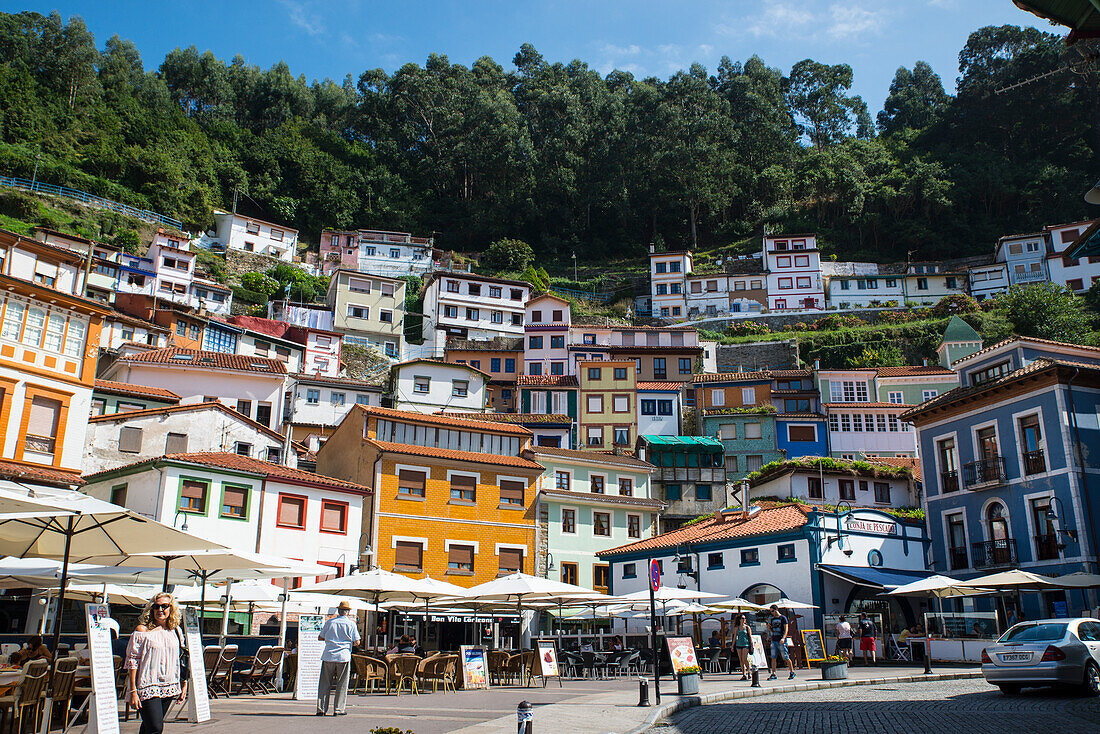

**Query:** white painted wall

left=392, top=362, right=487, bottom=413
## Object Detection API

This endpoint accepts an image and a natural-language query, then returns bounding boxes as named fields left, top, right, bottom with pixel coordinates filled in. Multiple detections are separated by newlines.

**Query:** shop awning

left=818, top=565, right=934, bottom=591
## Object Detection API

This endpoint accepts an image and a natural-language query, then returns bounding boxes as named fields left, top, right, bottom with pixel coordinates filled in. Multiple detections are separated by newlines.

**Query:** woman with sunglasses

left=125, top=593, right=187, bottom=734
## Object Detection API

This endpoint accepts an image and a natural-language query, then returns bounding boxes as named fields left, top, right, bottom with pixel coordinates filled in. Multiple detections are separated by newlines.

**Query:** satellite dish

left=1086, top=179, right=1100, bottom=205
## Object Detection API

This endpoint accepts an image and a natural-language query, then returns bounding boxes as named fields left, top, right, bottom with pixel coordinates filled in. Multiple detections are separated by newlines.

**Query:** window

left=587, top=395, right=603, bottom=413
left=796, top=277, right=811, bottom=288
left=329, top=392, right=346, bottom=407
left=452, top=380, right=469, bottom=397
left=741, top=387, right=756, bottom=405
left=594, top=512, right=611, bottom=536
left=165, top=432, right=188, bottom=454
left=398, top=469, right=427, bottom=497
left=708, top=552, right=724, bottom=569
left=395, top=541, right=423, bottom=572
left=839, top=479, right=855, bottom=500
left=873, top=482, right=891, bottom=504
left=504, top=358, right=516, bottom=373
left=529, top=363, right=542, bottom=376
left=785, top=399, right=811, bottom=412
left=917, top=278, right=928, bottom=290
left=320, top=500, right=348, bottom=533
left=665, top=483, right=682, bottom=501
left=888, top=391, right=904, bottom=404
left=179, top=479, right=208, bottom=514
left=510, top=288, right=524, bottom=301
left=110, top=484, right=127, bottom=506
left=586, top=426, right=604, bottom=447
left=593, top=565, right=610, bottom=593
left=555, top=471, right=571, bottom=491
left=468, top=283, right=481, bottom=296
left=413, top=376, right=430, bottom=393
left=619, top=478, right=633, bottom=496
left=561, top=508, right=576, bottom=533
left=465, top=308, right=479, bottom=321
left=23, top=396, right=60, bottom=458
left=446, top=280, right=460, bottom=293
left=746, top=455, right=763, bottom=471
left=444, top=305, right=458, bottom=319
left=710, top=389, right=725, bottom=407
left=561, top=562, right=578, bottom=585
left=655, top=262, right=666, bottom=274
left=379, top=310, right=393, bottom=324
left=740, top=548, right=759, bottom=566
left=1019, top=414, right=1045, bottom=474
left=590, top=475, right=605, bottom=494
left=658, top=400, right=673, bottom=416
left=511, top=313, right=523, bottom=325
left=613, top=395, right=629, bottom=413
left=499, top=479, right=525, bottom=506
left=498, top=547, right=523, bottom=574
left=265, top=447, right=280, bottom=462
left=587, top=367, right=603, bottom=381
left=1068, top=278, right=1084, bottom=291
left=614, top=426, right=630, bottom=445
left=306, top=389, right=320, bottom=404
left=448, top=544, right=474, bottom=573
left=745, top=422, right=762, bottom=439
left=221, top=485, right=248, bottom=519
left=669, top=261, right=681, bottom=273
left=679, top=358, right=692, bottom=375
left=622, top=563, right=637, bottom=579
left=695, top=484, right=712, bottom=501
left=807, top=476, right=823, bottom=499
left=118, top=426, right=143, bottom=453
left=529, top=336, right=544, bottom=350
left=347, top=305, right=369, bottom=319
left=450, top=474, right=476, bottom=502
left=348, top=278, right=371, bottom=294
left=234, top=442, right=252, bottom=456
left=610, top=367, right=627, bottom=381
left=778, top=277, right=793, bottom=289
left=778, top=544, right=795, bottom=562
left=788, top=425, right=815, bottom=442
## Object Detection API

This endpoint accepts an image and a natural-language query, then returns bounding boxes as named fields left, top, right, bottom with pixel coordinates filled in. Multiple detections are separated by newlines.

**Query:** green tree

left=990, top=284, right=1092, bottom=343
left=480, top=238, right=535, bottom=273
left=786, top=59, right=867, bottom=147
left=877, top=61, right=949, bottom=136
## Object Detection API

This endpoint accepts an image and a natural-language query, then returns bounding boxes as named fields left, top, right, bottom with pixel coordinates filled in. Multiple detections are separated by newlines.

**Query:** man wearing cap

left=317, top=600, right=360, bottom=716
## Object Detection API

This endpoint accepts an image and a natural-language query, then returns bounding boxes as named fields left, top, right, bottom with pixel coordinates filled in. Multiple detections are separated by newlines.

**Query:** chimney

left=649, top=244, right=655, bottom=254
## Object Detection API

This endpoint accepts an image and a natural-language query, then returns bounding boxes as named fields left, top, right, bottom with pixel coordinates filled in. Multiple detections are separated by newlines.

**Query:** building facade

left=636, top=435, right=725, bottom=530
left=390, top=359, right=488, bottom=414
left=421, top=273, right=530, bottom=351
left=326, top=269, right=406, bottom=357
left=763, top=234, right=824, bottom=311
left=577, top=359, right=637, bottom=451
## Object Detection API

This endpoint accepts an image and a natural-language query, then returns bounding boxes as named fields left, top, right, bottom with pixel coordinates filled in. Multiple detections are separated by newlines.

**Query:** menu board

left=665, top=636, right=699, bottom=674
left=460, top=645, right=489, bottom=689
left=85, top=603, right=119, bottom=734
left=182, top=607, right=211, bottom=722
left=294, top=614, right=324, bottom=701
left=750, top=634, right=768, bottom=669
left=801, top=629, right=825, bottom=663
left=535, top=639, right=559, bottom=678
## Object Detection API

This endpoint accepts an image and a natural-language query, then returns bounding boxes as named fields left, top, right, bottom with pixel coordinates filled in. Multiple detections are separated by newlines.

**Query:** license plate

left=999, top=652, right=1032, bottom=662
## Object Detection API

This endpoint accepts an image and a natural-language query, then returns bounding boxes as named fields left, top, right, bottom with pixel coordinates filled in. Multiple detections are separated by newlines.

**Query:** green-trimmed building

left=635, top=435, right=725, bottom=531
left=700, top=408, right=785, bottom=484
left=518, top=374, right=579, bottom=448
left=935, top=316, right=983, bottom=368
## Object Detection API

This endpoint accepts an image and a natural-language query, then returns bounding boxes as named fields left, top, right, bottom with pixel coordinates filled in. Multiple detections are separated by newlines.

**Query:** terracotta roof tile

left=291, top=372, right=384, bottom=390
left=94, top=379, right=181, bottom=402
left=598, top=504, right=810, bottom=557
left=114, top=348, right=287, bottom=375
left=875, top=365, right=956, bottom=378
left=391, top=358, right=492, bottom=380
left=366, top=439, right=545, bottom=470
left=526, top=446, right=656, bottom=470
left=0, top=459, right=83, bottom=488
left=537, top=488, right=665, bottom=510
left=363, top=405, right=532, bottom=435
left=87, top=402, right=286, bottom=442
left=692, top=371, right=772, bottom=384
left=769, top=370, right=813, bottom=378
left=637, top=381, right=683, bottom=391
left=951, top=336, right=1100, bottom=368
left=439, top=412, right=571, bottom=425
left=516, top=375, right=579, bottom=387
left=776, top=412, right=826, bottom=419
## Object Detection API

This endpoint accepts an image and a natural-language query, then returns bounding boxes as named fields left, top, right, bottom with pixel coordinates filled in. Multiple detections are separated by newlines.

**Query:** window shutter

left=788, top=425, right=816, bottom=442
left=499, top=480, right=525, bottom=505
left=278, top=496, right=304, bottom=526
left=222, top=486, right=247, bottom=516
left=448, top=544, right=474, bottom=567
left=321, top=502, right=346, bottom=532
left=451, top=474, right=476, bottom=490
left=118, top=426, right=143, bottom=453
left=26, top=396, right=60, bottom=438
left=398, top=470, right=426, bottom=494
left=395, top=541, right=423, bottom=569
left=165, top=432, right=188, bottom=454
left=498, top=547, right=522, bottom=573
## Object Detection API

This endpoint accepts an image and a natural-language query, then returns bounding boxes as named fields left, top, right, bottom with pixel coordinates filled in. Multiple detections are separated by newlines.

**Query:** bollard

left=750, top=667, right=761, bottom=688
left=923, top=636, right=933, bottom=675
left=637, top=677, right=650, bottom=707
left=517, top=700, right=533, bottom=734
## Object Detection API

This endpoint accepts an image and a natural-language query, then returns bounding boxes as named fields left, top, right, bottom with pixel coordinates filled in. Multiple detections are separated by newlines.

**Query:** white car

left=981, top=618, right=1100, bottom=695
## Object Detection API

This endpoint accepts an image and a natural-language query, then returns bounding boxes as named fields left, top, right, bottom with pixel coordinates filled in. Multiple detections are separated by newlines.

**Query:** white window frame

left=710, top=389, right=725, bottom=407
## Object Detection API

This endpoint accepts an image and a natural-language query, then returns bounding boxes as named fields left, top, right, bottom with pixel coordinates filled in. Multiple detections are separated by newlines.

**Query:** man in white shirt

left=317, top=600, right=360, bottom=716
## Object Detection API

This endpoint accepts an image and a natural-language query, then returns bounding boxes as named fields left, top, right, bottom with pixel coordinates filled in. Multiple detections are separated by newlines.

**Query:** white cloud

left=826, top=4, right=886, bottom=41
left=927, top=0, right=957, bottom=8
left=720, top=3, right=815, bottom=39
left=278, top=0, right=324, bottom=37
left=593, top=42, right=717, bottom=77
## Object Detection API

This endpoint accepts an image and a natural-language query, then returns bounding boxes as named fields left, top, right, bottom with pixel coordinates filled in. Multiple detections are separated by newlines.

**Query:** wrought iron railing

left=948, top=547, right=969, bottom=571
left=1022, top=449, right=1046, bottom=476
left=971, top=538, right=1018, bottom=569
left=963, top=457, right=1007, bottom=488
left=940, top=470, right=959, bottom=494
left=1034, top=534, right=1060, bottom=561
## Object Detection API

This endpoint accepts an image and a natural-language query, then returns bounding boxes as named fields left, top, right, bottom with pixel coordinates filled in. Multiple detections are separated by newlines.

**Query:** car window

left=1079, top=621, right=1100, bottom=642
left=999, top=622, right=1068, bottom=643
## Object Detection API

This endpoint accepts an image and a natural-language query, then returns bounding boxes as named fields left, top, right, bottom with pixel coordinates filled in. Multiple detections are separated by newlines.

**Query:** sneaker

left=739, top=674, right=747, bottom=681
left=767, top=673, right=777, bottom=681
left=788, top=672, right=796, bottom=680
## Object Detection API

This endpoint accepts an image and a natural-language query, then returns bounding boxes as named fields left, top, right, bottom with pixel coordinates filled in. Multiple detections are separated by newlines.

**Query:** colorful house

left=635, top=435, right=725, bottom=530
left=578, top=359, right=637, bottom=451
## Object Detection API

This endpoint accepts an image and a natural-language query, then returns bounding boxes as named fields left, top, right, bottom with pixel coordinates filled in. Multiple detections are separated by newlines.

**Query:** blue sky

left=19, top=1, right=1049, bottom=112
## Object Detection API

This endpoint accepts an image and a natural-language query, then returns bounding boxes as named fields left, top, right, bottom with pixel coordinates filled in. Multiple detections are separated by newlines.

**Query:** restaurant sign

left=845, top=518, right=898, bottom=535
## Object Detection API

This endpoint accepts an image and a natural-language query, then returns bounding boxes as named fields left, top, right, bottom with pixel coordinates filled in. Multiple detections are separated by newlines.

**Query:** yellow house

left=316, top=405, right=544, bottom=585
left=577, top=359, right=637, bottom=450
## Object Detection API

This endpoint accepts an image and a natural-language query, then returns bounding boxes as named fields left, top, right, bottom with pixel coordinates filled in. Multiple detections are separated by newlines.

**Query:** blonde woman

left=125, top=592, right=187, bottom=734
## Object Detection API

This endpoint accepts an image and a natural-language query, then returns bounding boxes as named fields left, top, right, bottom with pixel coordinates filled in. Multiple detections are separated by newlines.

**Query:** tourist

left=8, top=634, right=52, bottom=666
left=125, top=593, right=186, bottom=734
left=707, top=630, right=721, bottom=648
left=397, top=635, right=417, bottom=654
left=317, top=600, right=360, bottom=717
left=766, top=605, right=795, bottom=681
left=857, top=612, right=877, bottom=666
left=731, top=613, right=752, bottom=680
left=835, top=615, right=853, bottom=662
left=610, top=636, right=624, bottom=652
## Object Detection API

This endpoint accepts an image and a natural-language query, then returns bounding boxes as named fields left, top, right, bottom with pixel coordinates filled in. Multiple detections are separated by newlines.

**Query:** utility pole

left=232, top=187, right=239, bottom=214
left=31, top=153, right=41, bottom=191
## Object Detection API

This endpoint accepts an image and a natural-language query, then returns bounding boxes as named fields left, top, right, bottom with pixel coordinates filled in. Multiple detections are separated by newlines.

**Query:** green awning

left=642, top=435, right=723, bottom=450
left=1013, top=1, right=1100, bottom=34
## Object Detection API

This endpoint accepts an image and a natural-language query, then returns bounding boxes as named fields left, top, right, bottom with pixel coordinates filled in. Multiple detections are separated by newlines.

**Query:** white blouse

left=125, top=626, right=182, bottom=701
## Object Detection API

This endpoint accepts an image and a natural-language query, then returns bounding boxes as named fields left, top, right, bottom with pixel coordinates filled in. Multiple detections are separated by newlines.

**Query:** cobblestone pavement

left=654, top=679, right=1100, bottom=734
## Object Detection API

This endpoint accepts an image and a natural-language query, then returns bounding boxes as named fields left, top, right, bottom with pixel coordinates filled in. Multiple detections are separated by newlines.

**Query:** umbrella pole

left=219, top=578, right=233, bottom=645
left=50, top=515, right=75, bottom=663
left=278, top=578, right=289, bottom=648
left=199, top=571, right=209, bottom=637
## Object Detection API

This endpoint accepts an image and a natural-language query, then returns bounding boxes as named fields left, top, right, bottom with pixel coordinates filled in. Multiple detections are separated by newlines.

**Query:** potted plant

left=677, top=664, right=702, bottom=695
left=820, top=655, right=848, bottom=680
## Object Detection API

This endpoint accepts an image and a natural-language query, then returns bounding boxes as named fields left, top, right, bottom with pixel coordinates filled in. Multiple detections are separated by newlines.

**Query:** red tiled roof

left=823, top=402, right=914, bottom=409
left=769, top=370, right=813, bottom=378
left=0, top=459, right=83, bottom=488
left=291, top=372, right=383, bottom=390
left=538, top=488, right=665, bottom=510
left=439, top=412, right=571, bottom=425
left=391, top=358, right=492, bottom=380
left=517, top=375, right=579, bottom=387
left=864, top=456, right=922, bottom=483
left=225, top=315, right=292, bottom=340
left=776, top=412, right=826, bottom=419
left=637, top=381, right=683, bottom=391
left=87, top=402, right=286, bottom=442
left=94, top=379, right=181, bottom=402
left=366, top=439, right=545, bottom=470
left=362, top=405, right=531, bottom=435
left=598, top=504, right=811, bottom=557
left=526, top=446, right=656, bottom=471
left=950, top=336, right=1100, bottom=368
left=114, top=348, right=287, bottom=375
left=875, top=365, right=956, bottom=377
left=693, top=371, right=771, bottom=384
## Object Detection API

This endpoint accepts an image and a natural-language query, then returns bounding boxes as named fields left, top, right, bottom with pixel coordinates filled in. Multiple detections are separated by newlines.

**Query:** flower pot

left=820, top=661, right=848, bottom=680
left=677, top=672, right=700, bottom=695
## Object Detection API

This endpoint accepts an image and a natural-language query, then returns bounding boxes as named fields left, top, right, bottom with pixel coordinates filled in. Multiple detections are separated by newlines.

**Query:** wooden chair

left=233, top=646, right=271, bottom=695
left=281, top=653, right=297, bottom=691
left=207, top=645, right=237, bottom=698
left=260, top=647, right=283, bottom=694
left=47, top=657, right=79, bottom=729
left=0, top=660, right=49, bottom=734
left=392, top=655, right=420, bottom=696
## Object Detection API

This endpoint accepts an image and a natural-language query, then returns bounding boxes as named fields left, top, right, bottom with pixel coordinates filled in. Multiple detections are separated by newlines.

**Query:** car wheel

left=1083, top=662, right=1100, bottom=697
left=997, top=684, right=1021, bottom=695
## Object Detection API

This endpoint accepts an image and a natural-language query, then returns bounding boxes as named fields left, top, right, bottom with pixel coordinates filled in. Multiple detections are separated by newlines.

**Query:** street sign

left=649, top=559, right=661, bottom=591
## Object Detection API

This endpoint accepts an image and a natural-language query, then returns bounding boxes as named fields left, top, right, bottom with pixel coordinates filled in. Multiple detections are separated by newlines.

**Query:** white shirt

left=320, top=615, right=360, bottom=663
left=836, top=621, right=852, bottom=640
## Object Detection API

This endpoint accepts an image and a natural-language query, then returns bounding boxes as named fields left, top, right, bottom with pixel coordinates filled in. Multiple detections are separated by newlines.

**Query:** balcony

left=948, top=547, right=969, bottom=571
left=1013, top=270, right=1047, bottom=284
left=1034, top=534, right=1060, bottom=561
left=940, top=470, right=959, bottom=494
left=1023, top=449, right=1046, bottom=476
left=971, top=539, right=1018, bottom=569
left=963, top=457, right=1007, bottom=489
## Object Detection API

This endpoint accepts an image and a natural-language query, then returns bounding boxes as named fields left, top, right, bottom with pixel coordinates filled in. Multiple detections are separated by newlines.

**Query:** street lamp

left=1046, top=497, right=1078, bottom=549
left=173, top=510, right=189, bottom=533
left=31, top=153, right=41, bottom=191
left=571, top=252, right=577, bottom=283
left=544, top=552, right=556, bottom=579
left=826, top=501, right=854, bottom=556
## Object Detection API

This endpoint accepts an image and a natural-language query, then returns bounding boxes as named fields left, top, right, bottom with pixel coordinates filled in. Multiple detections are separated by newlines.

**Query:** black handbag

left=176, top=627, right=191, bottom=680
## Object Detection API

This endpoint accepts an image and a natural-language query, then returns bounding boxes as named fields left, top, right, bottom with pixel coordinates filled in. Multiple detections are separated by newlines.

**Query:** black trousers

left=138, top=696, right=175, bottom=734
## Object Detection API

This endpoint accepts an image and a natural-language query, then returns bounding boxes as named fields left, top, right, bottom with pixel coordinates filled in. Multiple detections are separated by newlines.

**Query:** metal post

left=517, top=700, right=533, bottom=734
left=649, top=576, right=660, bottom=704
left=31, top=153, right=40, bottom=191
left=637, top=677, right=649, bottom=707
left=750, top=666, right=761, bottom=688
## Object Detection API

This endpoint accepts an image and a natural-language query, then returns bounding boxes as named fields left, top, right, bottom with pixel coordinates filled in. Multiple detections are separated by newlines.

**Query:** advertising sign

left=801, top=629, right=826, bottom=663
left=460, top=645, right=489, bottom=689
left=535, top=639, right=559, bottom=678
left=294, top=614, right=324, bottom=701
left=181, top=607, right=211, bottom=722
left=665, top=636, right=698, bottom=674
left=85, top=603, right=119, bottom=734
left=749, top=634, right=768, bottom=669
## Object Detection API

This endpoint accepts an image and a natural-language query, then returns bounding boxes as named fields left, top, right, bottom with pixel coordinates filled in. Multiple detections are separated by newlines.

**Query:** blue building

left=905, top=337, right=1100, bottom=620
left=770, top=369, right=828, bottom=459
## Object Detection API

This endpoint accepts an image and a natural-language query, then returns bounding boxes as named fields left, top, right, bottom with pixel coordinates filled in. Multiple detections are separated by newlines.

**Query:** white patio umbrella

left=0, top=488, right=226, bottom=655
left=709, top=597, right=768, bottom=611
left=771, top=597, right=817, bottom=609
left=67, top=583, right=159, bottom=607
left=0, top=556, right=156, bottom=589
left=956, top=569, right=1060, bottom=590
left=887, top=574, right=989, bottom=599
left=617, top=586, right=727, bottom=602
left=1051, top=572, right=1100, bottom=588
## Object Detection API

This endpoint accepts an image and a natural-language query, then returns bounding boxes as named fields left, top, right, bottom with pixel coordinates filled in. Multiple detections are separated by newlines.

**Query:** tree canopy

left=0, top=12, right=1096, bottom=264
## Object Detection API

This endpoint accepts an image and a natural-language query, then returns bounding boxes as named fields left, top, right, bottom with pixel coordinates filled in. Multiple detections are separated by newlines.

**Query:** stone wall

left=224, top=249, right=292, bottom=280
left=716, top=339, right=800, bottom=371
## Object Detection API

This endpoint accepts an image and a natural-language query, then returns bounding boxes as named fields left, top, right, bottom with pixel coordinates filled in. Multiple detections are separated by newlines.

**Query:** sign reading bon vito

left=845, top=517, right=898, bottom=535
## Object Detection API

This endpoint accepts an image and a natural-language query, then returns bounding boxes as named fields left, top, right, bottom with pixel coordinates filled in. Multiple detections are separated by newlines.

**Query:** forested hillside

left=0, top=10, right=1096, bottom=263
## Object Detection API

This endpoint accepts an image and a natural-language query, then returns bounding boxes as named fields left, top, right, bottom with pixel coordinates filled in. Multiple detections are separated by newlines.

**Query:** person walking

left=317, top=600, right=360, bottom=716
left=125, top=593, right=187, bottom=734
left=731, top=613, right=753, bottom=680
left=835, top=615, right=853, bottom=663
left=857, top=612, right=877, bottom=666
left=766, top=605, right=796, bottom=681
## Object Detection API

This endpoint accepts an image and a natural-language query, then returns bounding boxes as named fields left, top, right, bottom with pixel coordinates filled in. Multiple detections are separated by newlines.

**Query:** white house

left=995, top=231, right=1048, bottom=287
left=82, top=452, right=369, bottom=580
left=318, top=229, right=436, bottom=278
left=747, top=458, right=920, bottom=509
left=84, top=402, right=289, bottom=474
left=420, top=272, right=530, bottom=352
left=637, top=382, right=683, bottom=437
left=99, top=311, right=169, bottom=351
left=822, top=262, right=905, bottom=308
left=649, top=248, right=692, bottom=320
left=967, top=262, right=1010, bottom=301
left=285, top=373, right=384, bottom=451
left=390, top=359, right=489, bottom=413
left=190, top=279, right=233, bottom=317
left=764, top=234, right=824, bottom=311
left=100, top=347, right=288, bottom=430
left=1044, top=219, right=1098, bottom=293
left=194, top=210, right=299, bottom=262
left=524, top=294, right=571, bottom=376
left=147, top=233, right=196, bottom=309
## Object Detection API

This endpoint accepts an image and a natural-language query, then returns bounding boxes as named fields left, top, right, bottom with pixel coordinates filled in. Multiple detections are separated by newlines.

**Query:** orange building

left=316, top=406, right=544, bottom=585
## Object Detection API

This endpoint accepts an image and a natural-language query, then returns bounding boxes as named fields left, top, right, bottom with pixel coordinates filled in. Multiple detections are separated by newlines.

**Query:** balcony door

left=986, top=502, right=1011, bottom=565
left=1030, top=497, right=1059, bottom=560
left=977, top=427, right=999, bottom=463
left=1018, top=415, right=1045, bottom=475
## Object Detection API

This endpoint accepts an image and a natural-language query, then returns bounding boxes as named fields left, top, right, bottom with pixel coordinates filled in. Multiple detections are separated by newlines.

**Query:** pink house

left=764, top=234, right=824, bottom=311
